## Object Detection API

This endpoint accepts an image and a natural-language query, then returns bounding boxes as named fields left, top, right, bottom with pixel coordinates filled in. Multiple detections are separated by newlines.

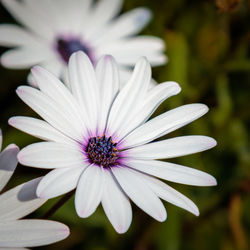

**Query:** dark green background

left=0, top=0, right=250, bottom=249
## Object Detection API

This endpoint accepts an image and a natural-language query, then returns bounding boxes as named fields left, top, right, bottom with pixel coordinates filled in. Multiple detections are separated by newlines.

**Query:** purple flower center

left=56, top=38, right=92, bottom=63
left=86, top=135, right=119, bottom=168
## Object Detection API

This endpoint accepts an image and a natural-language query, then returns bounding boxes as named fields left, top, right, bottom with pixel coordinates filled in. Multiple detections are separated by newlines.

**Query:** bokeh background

left=0, top=0, right=250, bottom=249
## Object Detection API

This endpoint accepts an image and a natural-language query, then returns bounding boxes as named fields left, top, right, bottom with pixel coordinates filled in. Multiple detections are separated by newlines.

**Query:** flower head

left=10, top=52, right=217, bottom=234
left=0, top=129, right=70, bottom=248
left=0, top=0, right=166, bottom=85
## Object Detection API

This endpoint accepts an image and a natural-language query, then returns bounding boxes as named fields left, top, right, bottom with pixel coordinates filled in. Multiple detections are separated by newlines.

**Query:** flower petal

left=94, top=8, right=152, bottom=46
left=16, top=86, right=84, bottom=142
left=18, top=142, right=85, bottom=169
left=125, top=136, right=217, bottom=159
left=0, top=219, right=69, bottom=248
left=124, top=104, right=208, bottom=148
left=119, top=81, right=181, bottom=138
left=9, top=116, right=74, bottom=144
left=75, top=165, right=104, bottom=218
left=101, top=169, right=132, bottom=234
left=1, top=47, right=52, bottom=69
left=140, top=174, right=199, bottom=216
left=0, top=144, right=19, bottom=192
left=95, top=55, right=120, bottom=133
left=0, top=24, right=39, bottom=47
left=0, top=177, right=46, bottom=221
left=37, top=166, right=85, bottom=199
left=68, top=52, right=99, bottom=132
left=107, top=57, right=151, bottom=139
left=126, top=159, right=217, bottom=186
left=111, top=167, right=166, bottom=221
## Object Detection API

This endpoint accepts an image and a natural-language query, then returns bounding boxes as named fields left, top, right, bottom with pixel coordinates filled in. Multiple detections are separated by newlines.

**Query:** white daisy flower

left=0, top=0, right=166, bottom=85
left=9, top=52, right=217, bottom=234
left=0, top=129, right=70, bottom=249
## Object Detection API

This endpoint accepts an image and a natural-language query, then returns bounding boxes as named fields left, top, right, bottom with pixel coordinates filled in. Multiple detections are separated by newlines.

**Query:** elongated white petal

left=0, top=24, right=39, bottom=47
left=124, top=104, right=208, bottom=148
left=37, top=166, right=85, bottom=199
left=98, top=36, right=165, bottom=55
left=94, top=8, right=152, bottom=46
left=16, top=86, right=84, bottom=142
left=0, top=219, right=69, bottom=248
left=111, top=167, right=166, bottom=221
left=75, top=165, right=104, bottom=218
left=1, top=47, right=52, bottom=69
left=95, top=55, right=120, bottom=133
left=101, top=169, right=132, bottom=234
left=140, top=174, right=199, bottom=216
left=0, top=177, right=46, bottom=221
left=84, top=0, right=123, bottom=39
left=1, top=0, right=54, bottom=39
left=126, top=159, right=217, bottom=186
left=18, top=142, right=85, bottom=169
left=107, top=57, right=151, bottom=138
left=68, top=52, right=99, bottom=131
left=119, top=81, right=181, bottom=138
left=126, top=136, right=217, bottom=159
left=0, top=129, right=2, bottom=151
left=9, top=116, right=74, bottom=144
left=0, top=144, right=19, bottom=192
left=31, top=66, right=87, bottom=134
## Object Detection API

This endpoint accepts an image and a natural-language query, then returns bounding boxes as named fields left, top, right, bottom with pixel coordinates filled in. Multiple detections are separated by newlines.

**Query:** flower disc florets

left=86, top=135, right=119, bottom=168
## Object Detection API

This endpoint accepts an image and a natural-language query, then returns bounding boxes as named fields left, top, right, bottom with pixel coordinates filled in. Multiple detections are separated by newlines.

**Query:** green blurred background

left=0, top=0, right=250, bottom=249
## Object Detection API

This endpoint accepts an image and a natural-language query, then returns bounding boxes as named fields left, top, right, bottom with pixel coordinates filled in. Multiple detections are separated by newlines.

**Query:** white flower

left=9, top=52, right=217, bottom=234
left=0, top=0, right=166, bottom=85
left=0, top=129, right=70, bottom=249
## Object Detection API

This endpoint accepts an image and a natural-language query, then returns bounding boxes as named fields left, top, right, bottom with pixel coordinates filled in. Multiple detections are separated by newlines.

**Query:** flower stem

left=42, top=190, right=74, bottom=219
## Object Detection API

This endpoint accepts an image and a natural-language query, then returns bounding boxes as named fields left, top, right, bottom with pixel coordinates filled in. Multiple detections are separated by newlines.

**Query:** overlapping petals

left=10, top=52, right=217, bottom=234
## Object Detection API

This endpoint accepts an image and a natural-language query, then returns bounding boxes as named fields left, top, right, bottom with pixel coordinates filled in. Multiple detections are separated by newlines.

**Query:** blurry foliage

left=0, top=0, right=250, bottom=250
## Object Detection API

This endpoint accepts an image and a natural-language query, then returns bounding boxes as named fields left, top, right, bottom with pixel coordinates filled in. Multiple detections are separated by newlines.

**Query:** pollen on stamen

left=86, top=135, right=120, bottom=168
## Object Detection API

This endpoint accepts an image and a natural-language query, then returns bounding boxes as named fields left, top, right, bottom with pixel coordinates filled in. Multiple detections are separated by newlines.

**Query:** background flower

left=0, top=0, right=166, bottom=85
left=0, top=129, right=70, bottom=249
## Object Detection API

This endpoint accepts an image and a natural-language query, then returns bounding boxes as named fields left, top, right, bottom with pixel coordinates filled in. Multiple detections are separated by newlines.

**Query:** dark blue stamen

left=56, top=38, right=91, bottom=63
left=86, top=135, right=119, bottom=168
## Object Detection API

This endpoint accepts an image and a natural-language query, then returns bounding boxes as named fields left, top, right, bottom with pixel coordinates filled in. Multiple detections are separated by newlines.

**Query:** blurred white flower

left=0, top=0, right=166, bottom=85
left=0, top=129, right=70, bottom=249
left=10, top=52, right=217, bottom=234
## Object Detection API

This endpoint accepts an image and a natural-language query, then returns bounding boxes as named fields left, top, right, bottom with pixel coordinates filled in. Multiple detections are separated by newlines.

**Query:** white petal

left=101, top=169, right=132, bottom=234
left=0, top=128, right=2, bottom=151
left=126, top=136, right=217, bottom=159
left=0, top=144, right=19, bottom=192
left=18, top=142, right=85, bottom=169
left=93, top=8, right=152, bottom=46
left=37, top=166, right=85, bottom=199
left=95, top=55, right=120, bottom=133
left=1, top=47, right=52, bottom=69
left=124, top=104, right=208, bottom=148
left=31, top=66, right=87, bottom=134
left=84, top=0, right=123, bottom=39
left=0, top=219, right=69, bottom=248
left=126, top=159, right=217, bottom=186
left=0, top=177, right=46, bottom=221
left=16, top=86, right=84, bottom=142
left=75, top=165, right=104, bottom=218
left=107, top=57, right=151, bottom=138
left=140, top=174, right=199, bottom=216
left=9, top=116, right=74, bottom=144
left=68, top=52, right=99, bottom=132
left=119, top=81, right=181, bottom=138
left=111, top=167, right=166, bottom=221
left=0, top=24, right=39, bottom=47
left=1, top=0, right=54, bottom=39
